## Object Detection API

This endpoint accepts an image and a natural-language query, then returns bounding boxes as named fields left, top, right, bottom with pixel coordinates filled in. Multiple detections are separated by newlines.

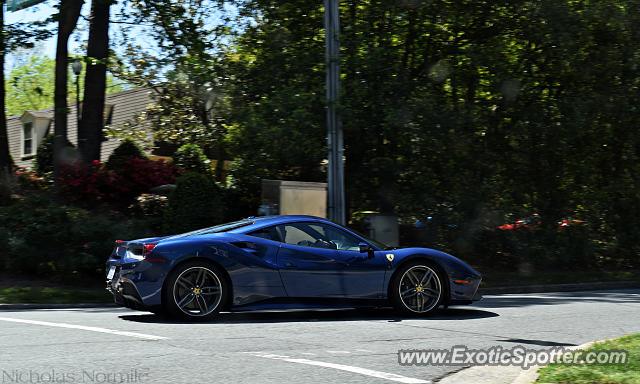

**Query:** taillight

left=143, top=243, right=157, bottom=256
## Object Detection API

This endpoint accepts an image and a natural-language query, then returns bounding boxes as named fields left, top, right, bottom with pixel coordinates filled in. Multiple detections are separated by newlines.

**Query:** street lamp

left=72, top=59, right=82, bottom=129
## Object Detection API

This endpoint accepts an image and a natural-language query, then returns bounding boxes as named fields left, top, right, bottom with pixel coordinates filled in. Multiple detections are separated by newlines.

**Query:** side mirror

left=359, top=242, right=374, bottom=258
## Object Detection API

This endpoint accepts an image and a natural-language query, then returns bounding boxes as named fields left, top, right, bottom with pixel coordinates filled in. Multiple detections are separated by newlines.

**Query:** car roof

left=239, top=215, right=333, bottom=229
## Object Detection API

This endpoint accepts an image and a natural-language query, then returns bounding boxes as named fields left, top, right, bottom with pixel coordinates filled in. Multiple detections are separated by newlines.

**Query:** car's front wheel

left=164, top=261, right=228, bottom=321
left=390, top=261, right=444, bottom=315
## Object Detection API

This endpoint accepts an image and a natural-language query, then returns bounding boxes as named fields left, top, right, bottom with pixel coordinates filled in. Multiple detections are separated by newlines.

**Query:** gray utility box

left=260, top=180, right=327, bottom=218
left=361, top=213, right=399, bottom=247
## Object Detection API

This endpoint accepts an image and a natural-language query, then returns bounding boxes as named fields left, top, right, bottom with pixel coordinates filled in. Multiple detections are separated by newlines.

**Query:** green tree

left=224, top=0, right=327, bottom=203
left=111, top=0, right=231, bottom=182
left=5, top=54, right=124, bottom=116
left=224, top=0, right=640, bottom=267
left=1, top=2, right=53, bottom=173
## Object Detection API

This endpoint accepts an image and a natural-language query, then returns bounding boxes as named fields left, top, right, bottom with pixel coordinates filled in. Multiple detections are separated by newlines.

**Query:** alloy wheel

left=398, top=265, right=442, bottom=313
left=172, top=266, right=223, bottom=317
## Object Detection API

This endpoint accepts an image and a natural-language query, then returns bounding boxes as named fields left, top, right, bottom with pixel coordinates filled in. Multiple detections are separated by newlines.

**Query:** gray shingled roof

left=22, top=110, right=54, bottom=119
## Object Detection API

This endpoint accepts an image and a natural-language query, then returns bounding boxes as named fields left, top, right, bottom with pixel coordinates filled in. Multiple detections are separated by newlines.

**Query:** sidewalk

left=438, top=340, right=599, bottom=384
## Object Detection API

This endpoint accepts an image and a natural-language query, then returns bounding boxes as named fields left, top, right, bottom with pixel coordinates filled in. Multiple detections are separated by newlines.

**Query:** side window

left=323, top=225, right=362, bottom=251
left=278, top=223, right=362, bottom=251
left=278, top=224, right=324, bottom=248
left=247, top=226, right=283, bottom=242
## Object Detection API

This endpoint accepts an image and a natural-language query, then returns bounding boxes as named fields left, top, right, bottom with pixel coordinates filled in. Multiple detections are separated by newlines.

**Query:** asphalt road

left=1, top=289, right=639, bottom=384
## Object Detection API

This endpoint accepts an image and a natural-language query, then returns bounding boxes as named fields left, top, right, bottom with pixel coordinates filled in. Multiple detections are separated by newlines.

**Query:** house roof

left=21, top=110, right=54, bottom=120
left=6, top=87, right=154, bottom=120
left=6, top=87, right=154, bottom=168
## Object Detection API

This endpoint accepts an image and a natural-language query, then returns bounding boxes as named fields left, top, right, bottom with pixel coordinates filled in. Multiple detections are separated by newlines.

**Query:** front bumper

left=447, top=274, right=482, bottom=305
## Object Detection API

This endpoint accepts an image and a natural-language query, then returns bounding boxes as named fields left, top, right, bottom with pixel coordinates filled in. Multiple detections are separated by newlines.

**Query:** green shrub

left=35, top=134, right=54, bottom=177
left=0, top=195, right=156, bottom=282
left=0, top=170, right=15, bottom=206
left=171, top=144, right=212, bottom=176
left=34, top=135, right=74, bottom=178
left=106, top=138, right=147, bottom=171
left=164, top=172, right=222, bottom=233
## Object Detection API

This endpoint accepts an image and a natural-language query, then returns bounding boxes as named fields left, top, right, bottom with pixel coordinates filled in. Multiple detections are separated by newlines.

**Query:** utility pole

left=0, top=1, right=10, bottom=174
left=324, top=0, right=345, bottom=225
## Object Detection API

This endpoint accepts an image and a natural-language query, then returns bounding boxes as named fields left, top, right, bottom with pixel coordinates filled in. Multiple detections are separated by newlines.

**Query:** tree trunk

left=54, top=0, right=84, bottom=177
left=0, top=4, right=12, bottom=173
left=78, top=0, right=111, bottom=163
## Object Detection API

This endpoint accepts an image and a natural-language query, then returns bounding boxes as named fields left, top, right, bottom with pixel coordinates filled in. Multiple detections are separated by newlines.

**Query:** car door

left=276, top=222, right=386, bottom=298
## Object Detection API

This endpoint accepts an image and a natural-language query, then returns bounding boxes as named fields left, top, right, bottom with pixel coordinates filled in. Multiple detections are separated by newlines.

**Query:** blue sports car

left=106, top=215, right=481, bottom=320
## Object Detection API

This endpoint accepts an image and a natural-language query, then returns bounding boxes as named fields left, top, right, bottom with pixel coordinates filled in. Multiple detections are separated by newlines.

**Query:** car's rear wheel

left=164, top=261, right=227, bottom=321
left=390, top=261, right=444, bottom=315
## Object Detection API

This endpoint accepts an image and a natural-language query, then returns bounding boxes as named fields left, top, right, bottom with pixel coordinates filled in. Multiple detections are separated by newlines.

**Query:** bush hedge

left=106, top=138, right=147, bottom=171
left=171, top=144, right=212, bottom=176
left=58, top=158, right=181, bottom=207
left=0, top=195, right=156, bottom=281
left=34, top=134, right=74, bottom=178
left=164, top=172, right=223, bottom=233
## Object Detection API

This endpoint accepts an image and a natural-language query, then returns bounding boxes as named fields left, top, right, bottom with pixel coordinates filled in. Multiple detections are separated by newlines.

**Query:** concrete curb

left=0, top=303, right=117, bottom=310
left=439, top=339, right=608, bottom=384
left=511, top=340, right=597, bottom=384
left=479, top=280, right=640, bottom=295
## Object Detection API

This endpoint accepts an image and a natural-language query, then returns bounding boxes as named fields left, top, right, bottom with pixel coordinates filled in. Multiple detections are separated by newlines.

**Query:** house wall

left=6, top=115, right=24, bottom=168
left=6, top=87, right=154, bottom=170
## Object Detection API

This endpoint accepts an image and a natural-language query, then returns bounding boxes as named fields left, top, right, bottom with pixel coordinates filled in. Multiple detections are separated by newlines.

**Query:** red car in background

left=558, top=217, right=586, bottom=228
left=499, top=214, right=586, bottom=231
left=498, top=213, right=542, bottom=231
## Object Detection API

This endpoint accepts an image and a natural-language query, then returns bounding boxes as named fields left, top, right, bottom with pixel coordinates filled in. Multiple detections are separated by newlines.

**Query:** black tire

left=164, top=260, right=229, bottom=321
left=389, top=260, right=445, bottom=316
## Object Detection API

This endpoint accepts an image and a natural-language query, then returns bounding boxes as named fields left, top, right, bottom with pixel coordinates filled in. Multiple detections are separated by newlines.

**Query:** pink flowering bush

left=57, top=158, right=182, bottom=206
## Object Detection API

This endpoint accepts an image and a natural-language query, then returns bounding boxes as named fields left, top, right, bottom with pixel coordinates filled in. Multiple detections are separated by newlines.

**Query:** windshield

left=347, top=227, right=393, bottom=250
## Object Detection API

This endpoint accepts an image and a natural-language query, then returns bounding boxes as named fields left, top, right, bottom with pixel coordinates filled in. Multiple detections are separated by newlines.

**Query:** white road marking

left=0, top=317, right=168, bottom=341
left=250, top=353, right=429, bottom=384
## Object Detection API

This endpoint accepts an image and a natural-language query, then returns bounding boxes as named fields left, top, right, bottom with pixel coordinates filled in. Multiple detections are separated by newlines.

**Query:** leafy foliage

left=164, top=172, right=223, bottom=233
left=171, top=144, right=212, bottom=176
left=35, top=134, right=74, bottom=178
left=9, top=0, right=640, bottom=271
left=105, top=138, right=147, bottom=171
left=0, top=170, right=17, bottom=206
left=224, top=1, right=327, bottom=198
left=35, top=134, right=54, bottom=177
left=58, top=160, right=119, bottom=203
left=4, top=54, right=124, bottom=116
left=219, top=0, right=640, bottom=269
left=116, top=157, right=182, bottom=200
left=58, top=158, right=180, bottom=206
left=111, top=0, right=231, bottom=180
left=0, top=195, right=156, bottom=281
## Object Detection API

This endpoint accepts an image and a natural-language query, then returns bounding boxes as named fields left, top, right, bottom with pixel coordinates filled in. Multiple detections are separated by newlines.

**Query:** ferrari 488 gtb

left=106, top=215, right=481, bottom=320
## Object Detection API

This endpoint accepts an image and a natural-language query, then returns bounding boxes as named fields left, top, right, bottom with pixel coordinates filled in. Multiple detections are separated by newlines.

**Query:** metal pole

left=324, top=0, right=345, bottom=225
left=75, top=73, right=80, bottom=131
